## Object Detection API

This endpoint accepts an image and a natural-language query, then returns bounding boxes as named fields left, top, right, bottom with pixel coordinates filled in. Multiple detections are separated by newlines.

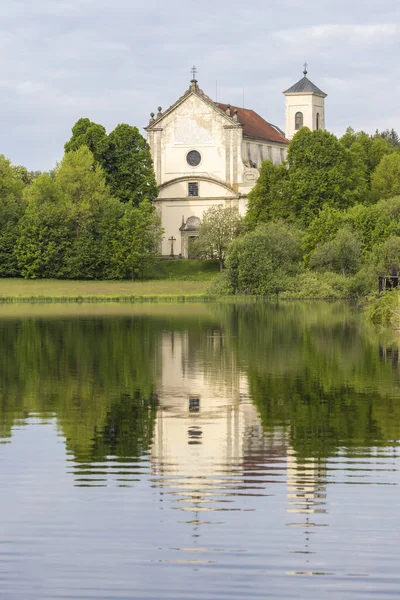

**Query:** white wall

left=285, top=93, right=325, bottom=139
left=243, top=139, right=288, bottom=168
left=148, top=94, right=244, bottom=188
left=147, top=91, right=289, bottom=256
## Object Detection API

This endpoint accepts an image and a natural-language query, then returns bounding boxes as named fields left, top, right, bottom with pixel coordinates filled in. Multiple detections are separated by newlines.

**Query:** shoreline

left=0, top=294, right=358, bottom=304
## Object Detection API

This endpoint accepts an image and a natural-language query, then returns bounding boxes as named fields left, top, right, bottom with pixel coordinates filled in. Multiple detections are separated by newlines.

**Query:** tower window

left=188, top=182, right=199, bottom=197
left=316, top=113, right=320, bottom=130
left=295, top=112, right=303, bottom=130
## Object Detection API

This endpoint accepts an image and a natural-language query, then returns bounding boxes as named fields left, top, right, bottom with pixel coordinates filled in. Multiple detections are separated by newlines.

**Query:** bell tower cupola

left=283, top=64, right=327, bottom=140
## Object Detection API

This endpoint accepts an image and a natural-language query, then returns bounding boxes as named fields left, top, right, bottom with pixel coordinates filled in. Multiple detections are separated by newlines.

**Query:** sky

left=1, top=0, right=400, bottom=171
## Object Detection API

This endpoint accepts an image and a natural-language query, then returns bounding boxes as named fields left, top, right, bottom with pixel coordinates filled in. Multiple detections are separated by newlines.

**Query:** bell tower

left=283, top=64, right=327, bottom=140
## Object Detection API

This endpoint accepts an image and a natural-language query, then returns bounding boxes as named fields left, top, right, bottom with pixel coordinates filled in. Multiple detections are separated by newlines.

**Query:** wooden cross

left=168, top=236, right=176, bottom=257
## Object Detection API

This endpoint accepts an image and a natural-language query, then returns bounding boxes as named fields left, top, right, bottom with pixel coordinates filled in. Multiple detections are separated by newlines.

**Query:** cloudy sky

left=1, top=0, right=400, bottom=170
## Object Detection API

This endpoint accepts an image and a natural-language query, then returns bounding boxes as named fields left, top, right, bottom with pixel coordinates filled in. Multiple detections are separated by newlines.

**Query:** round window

left=186, top=150, right=201, bottom=167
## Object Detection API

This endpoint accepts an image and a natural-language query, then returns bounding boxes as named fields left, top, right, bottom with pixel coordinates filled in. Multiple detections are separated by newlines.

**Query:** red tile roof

left=217, top=103, right=288, bottom=144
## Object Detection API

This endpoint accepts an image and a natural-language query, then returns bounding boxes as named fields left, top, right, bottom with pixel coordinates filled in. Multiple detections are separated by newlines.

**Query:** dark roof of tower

left=283, top=75, right=327, bottom=97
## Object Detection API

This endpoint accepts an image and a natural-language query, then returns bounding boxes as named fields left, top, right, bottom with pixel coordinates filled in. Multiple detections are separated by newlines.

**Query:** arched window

left=295, top=112, right=303, bottom=130
left=316, top=113, right=320, bottom=130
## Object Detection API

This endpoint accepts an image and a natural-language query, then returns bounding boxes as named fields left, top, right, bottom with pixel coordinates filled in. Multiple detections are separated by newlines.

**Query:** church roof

left=283, top=75, right=327, bottom=97
left=217, top=103, right=288, bottom=144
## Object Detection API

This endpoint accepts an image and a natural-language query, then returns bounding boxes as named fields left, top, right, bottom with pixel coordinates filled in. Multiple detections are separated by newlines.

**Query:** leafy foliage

left=0, top=155, right=25, bottom=276
left=65, top=119, right=157, bottom=205
left=286, top=128, right=365, bottom=223
left=310, top=226, right=362, bottom=276
left=105, top=124, right=158, bottom=205
left=15, top=147, right=162, bottom=279
left=225, top=222, right=302, bottom=295
left=371, top=153, right=400, bottom=201
left=192, top=206, right=243, bottom=272
left=246, top=160, right=289, bottom=227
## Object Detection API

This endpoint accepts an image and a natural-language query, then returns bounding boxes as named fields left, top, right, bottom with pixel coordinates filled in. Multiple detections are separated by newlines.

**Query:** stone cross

left=168, top=236, right=176, bottom=257
left=191, top=65, right=197, bottom=81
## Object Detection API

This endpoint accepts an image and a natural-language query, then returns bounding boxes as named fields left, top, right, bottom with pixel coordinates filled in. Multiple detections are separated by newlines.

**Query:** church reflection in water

left=150, top=331, right=327, bottom=542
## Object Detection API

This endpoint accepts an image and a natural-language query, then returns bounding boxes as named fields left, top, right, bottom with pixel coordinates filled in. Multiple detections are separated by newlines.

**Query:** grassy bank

left=367, top=290, right=400, bottom=328
left=0, top=279, right=213, bottom=303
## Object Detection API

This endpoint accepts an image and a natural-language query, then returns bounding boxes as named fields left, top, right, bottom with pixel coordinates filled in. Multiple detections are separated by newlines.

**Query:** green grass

left=0, top=279, right=212, bottom=302
left=144, top=259, right=220, bottom=281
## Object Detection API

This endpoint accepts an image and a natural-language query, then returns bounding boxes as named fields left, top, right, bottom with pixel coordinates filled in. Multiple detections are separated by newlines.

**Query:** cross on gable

left=191, top=65, right=197, bottom=81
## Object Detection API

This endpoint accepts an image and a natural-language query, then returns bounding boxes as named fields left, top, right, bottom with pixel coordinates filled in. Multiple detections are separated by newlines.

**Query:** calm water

left=0, top=301, right=399, bottom=600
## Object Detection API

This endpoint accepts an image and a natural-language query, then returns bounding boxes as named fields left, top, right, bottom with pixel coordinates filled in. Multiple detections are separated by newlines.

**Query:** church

left=145, top=66, right=327, bottom=257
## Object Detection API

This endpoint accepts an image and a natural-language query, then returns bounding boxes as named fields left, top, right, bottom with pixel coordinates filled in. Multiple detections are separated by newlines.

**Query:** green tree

left=286, top=128, right=361, bottom=224
left=65, top=120, right=157, bottom=205
left=371, top=153, right=400, bottom=200
left=16, top=173, right=71, bottom=278
left=107, top=200, right=162, bottom=280
left=0, top=155, right=25, bottom=277
left=64, top=118, right=109, bottom=165
left=12, top=165, right=41, bottom=186
left=310, top=226, right=361, bottom=276
left=226, top=222, right=302, bottom=294
left=370, top=236, right=400, bottom=275
left=246, top=160, right=289, bottom=227
left=193, top=206, right=242, bottom=272
left=105, top=124, right=157, bottom=205
left=377, top=128, right=400, bottom=150
left=340, top=127, right=395, bottom=182
left=16, top=147, right=121, bottom=279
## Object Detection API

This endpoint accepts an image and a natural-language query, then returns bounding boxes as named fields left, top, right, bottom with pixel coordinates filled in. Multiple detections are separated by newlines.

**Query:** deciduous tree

left=0, top=155, right=25, bottom=276
left=371, top=153, right=400, bottom=201
left=193, top=206, right=242, bottom=272
left=246, top=160, right=289, bottom=227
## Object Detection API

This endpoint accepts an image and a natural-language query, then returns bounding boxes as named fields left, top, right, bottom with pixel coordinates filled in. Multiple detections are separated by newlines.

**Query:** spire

left=303, top=61, right=308, bottom=76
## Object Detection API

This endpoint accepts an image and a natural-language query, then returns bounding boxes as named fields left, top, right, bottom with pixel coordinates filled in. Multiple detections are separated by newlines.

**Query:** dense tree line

left=0, top=120, right=161, bottom=279
left=201, top=126, right=400, bottom=297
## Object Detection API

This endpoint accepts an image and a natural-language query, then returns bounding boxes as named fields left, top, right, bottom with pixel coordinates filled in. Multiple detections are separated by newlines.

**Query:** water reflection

left=151, top=330, right=280, bottom=525
left=1, top=303, right=400, bottom=598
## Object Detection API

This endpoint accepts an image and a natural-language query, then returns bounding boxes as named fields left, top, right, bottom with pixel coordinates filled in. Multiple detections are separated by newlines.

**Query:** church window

left=295, top=111, right=303, bottom=130
left=316, top=112, right=320, bottom=130
left=187, top=150, right=201, bottom=166
left=188, top=182, right=199, bottom=197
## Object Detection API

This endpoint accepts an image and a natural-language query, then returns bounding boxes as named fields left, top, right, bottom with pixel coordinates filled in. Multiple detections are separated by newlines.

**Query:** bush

left=367, top=290, right=400, bottom=326
left=281, top=272, right=353, bottom=299
left=225, top=222, right=302, bottom=295
left=309, top=226, right=361, bottom=275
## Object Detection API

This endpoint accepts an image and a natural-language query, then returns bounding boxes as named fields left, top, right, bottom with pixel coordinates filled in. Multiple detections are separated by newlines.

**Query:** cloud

left=1, top=0, right=400, bottom=169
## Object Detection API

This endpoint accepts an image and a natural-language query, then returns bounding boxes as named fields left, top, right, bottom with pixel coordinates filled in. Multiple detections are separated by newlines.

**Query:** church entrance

left=187, top=236, right=198, bottom=259
left=179, top=216, right=201, bottom=258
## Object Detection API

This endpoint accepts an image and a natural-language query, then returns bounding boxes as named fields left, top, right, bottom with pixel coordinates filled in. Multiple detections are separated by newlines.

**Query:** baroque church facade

left=146, top=67, right=326, bottom=257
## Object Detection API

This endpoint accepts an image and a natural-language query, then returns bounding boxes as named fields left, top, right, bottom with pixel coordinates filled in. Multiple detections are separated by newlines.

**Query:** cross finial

left=303, top=62, right=308, bottom=76
left=191, top=65, right=197, bottom=81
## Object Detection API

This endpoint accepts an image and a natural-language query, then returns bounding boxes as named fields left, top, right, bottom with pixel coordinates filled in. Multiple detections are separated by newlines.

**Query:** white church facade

left=146, top=67, right=326, bottom=257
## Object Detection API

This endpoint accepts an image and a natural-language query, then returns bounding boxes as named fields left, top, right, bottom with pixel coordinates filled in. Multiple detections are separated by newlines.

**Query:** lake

left=0, top=301, right=399, bottom=599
